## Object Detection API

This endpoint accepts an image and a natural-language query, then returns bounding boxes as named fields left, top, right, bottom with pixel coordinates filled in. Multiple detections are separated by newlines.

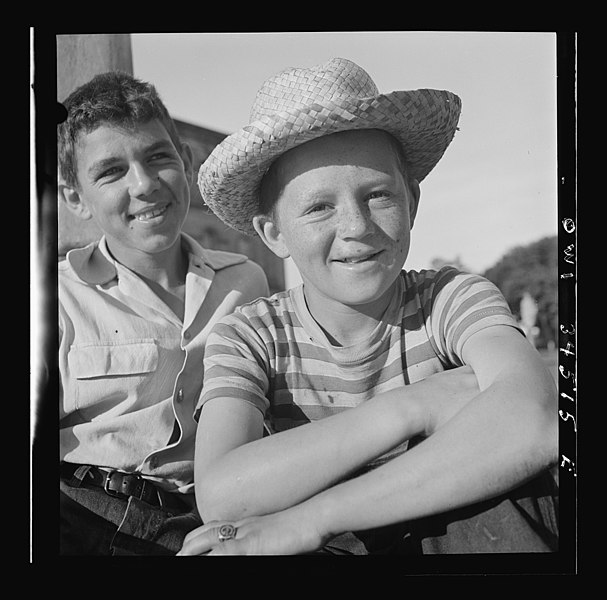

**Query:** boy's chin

left=114, top=232, right=182, bottom=258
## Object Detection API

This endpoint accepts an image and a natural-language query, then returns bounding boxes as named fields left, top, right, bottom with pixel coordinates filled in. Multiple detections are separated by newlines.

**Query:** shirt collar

left=66, top=233, right=249, bottom=285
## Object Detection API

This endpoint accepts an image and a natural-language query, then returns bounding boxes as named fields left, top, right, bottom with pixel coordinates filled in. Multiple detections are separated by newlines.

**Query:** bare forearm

left=197, top=386, right=426, bottom=523
left=299, top=376, right=558, bottom=540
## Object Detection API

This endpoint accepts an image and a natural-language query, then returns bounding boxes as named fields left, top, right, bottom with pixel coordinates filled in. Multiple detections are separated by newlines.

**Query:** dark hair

left=58, top=71, right=182, bottom=189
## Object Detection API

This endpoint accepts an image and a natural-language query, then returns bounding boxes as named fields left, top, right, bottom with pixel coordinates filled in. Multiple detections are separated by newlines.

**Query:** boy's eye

left=367, top=190, right=399, bottom=207
left=306, top=203, right=331, bottom=214
left=149, top=151, right=173, bottom=161
left=97, top=166, right=122, bottom=180
left=149, top=148, right=182, bottom=164
left=368, top=190, right=391, bottom=200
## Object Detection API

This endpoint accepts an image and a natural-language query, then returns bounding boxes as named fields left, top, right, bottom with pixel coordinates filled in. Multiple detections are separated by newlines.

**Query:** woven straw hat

left=198, top=57, right=461, bottom=236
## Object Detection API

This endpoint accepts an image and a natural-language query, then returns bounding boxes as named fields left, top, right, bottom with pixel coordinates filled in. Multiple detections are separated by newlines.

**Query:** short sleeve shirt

left=196, top=267, right=521, bottom=470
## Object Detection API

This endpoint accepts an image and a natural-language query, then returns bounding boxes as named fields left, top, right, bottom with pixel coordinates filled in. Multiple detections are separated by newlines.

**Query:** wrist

left=374, top=385, right=430, bottom=439
left=295, top=491, right=342, bottom=548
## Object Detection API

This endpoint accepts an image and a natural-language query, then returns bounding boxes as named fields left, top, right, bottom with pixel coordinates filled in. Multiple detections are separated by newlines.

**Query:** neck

left=107, top=237, right=188, bottom=289
left=303, top=284, right=397, bottom=347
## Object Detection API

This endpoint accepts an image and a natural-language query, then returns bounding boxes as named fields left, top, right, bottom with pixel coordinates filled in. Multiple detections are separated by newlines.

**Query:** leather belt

left=60, top=461, right=189, bottom=512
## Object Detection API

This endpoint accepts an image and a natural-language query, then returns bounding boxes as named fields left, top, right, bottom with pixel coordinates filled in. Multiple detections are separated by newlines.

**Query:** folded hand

left=177, top=508, right=325, bottom=556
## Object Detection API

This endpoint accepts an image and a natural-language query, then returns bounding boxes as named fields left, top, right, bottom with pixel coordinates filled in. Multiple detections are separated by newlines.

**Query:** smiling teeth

left=134, top=206, right=167, bottom=221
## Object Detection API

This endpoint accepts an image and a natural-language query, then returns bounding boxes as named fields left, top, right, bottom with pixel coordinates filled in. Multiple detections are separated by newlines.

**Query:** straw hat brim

left=198, top=88, right=461, bottom=236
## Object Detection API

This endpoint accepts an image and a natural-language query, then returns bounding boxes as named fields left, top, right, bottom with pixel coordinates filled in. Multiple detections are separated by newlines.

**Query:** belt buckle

left=103, top=469, right=140, bottom=499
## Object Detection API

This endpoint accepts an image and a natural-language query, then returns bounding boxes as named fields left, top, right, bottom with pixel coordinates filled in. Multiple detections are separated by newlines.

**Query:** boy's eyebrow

left=87, top=156, right=120, bottom=179
left=144, top=139, right=179, bottom=155
left=87, top=140, right=178, bottom=178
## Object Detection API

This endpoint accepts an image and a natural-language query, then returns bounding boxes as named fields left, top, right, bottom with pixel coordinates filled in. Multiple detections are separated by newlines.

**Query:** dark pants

left=412, top=470, right=559, bottom=554
left=320, top=470, right=559, bottom=555
left=61, top=468, right=558, bottom=556
left=60, top=477, right=202, bottom=556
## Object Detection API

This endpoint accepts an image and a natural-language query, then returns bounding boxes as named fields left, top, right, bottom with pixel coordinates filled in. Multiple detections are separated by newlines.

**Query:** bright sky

left=131, top=31, right=557, bottom=274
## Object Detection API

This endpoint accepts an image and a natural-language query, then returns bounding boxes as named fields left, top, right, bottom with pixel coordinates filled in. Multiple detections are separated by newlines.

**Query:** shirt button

left=177, top=389, right=184, bottom=403
left=183, top=331, right=191, bottom=340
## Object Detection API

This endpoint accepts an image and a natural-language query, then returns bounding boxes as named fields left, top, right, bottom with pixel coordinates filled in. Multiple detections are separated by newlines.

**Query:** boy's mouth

left=335, top=250, right=383, bottom=264
left=129, top=204, right=169, bottom=222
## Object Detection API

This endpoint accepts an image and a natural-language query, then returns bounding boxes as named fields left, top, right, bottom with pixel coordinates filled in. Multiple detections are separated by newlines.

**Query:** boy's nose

left=338, top=204, right=373, bottom=239
left=128, top=164, right=161, bottom=197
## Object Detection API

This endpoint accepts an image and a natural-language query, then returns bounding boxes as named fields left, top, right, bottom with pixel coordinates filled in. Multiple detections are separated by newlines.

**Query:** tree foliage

left=430, top=255, right=471, bottom=273
left=482, top=236, right=557, bottom=348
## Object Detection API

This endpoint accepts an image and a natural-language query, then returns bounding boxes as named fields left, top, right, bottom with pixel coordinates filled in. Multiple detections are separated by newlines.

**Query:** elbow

left=540, top=371, right=559, bottom=464
left=195, top=467, right=254, bottom=523
left=195, top=489, right=221, bottom=525
left=533, top=405, right=559, bottom=473
left=526, top=379, right=559, bottom=474
left=195, top=473, right=240, bottom=524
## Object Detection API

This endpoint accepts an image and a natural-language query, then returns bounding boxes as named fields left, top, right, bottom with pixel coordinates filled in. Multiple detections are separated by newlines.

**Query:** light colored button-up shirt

left=59, top=233, right=269, bottom=494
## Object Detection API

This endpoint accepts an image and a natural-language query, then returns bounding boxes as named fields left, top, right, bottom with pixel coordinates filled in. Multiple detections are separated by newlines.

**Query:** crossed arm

left=179, top=325, right=557, bottom=555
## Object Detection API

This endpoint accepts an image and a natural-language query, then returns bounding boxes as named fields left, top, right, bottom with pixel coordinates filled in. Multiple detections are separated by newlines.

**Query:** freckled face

left=74, top=119, right=191, bottom=264
left=268, top=129, right=419, bottom=312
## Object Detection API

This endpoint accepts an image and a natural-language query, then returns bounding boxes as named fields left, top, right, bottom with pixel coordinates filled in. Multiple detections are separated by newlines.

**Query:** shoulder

left=59, top=242, right=99, bottom=298
left=213, top=288, right=293, bottom=334
left=206, top=290, right=295, bottom=363
left=433, top=268, right=505, bottom=305
left=402, top=265, right=463, bottom=293
left=403, top=266, right=500, bottom=302
left=226, top=257, right=269, bottom=287
left=420, top=267, right=519, bottom=360
left=234, top=288, right=293, bottom=321
left=217, top=257, right=270, bottom=303
left=59, top=239, right=116, bottom=287
left=398, top=267, right=460, bottom=313
left=185, top=235, right=270, bottom=299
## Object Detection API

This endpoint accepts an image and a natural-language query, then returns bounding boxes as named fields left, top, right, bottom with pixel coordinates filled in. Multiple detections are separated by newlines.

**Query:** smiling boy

left=179, top=58, right=558, bottom=556
left=256, top=129, right=416, bottom=340
left=58, top=72, right=269, bottom=555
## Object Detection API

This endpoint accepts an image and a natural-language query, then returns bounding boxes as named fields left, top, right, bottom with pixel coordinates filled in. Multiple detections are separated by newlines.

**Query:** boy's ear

left=408, top=178, right=421, bottom=229
left=252, top=214, right=290, bottom=259
left=180, top=142, right=194, bottom=184
left=58, top=181, right=92, bottom=221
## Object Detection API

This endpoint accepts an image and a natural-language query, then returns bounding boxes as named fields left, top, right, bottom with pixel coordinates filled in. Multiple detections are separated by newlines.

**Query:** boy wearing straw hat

left=180, top=58, right=558, bottom=556
left=57, top=72, right=269, bottom=555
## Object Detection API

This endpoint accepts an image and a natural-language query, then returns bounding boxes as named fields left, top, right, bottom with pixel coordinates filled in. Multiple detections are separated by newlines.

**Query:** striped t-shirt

left=196, top=267, right=520, bottom=469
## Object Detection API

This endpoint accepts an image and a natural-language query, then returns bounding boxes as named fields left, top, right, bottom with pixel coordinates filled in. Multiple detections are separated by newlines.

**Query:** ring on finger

left=217, top=523, right=238, bottom=542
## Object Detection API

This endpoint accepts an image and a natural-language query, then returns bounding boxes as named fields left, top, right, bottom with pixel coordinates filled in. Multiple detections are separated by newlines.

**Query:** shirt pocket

left=67, top=341, right=159, bottom=413
left=69, top=341, right=159, bottom=379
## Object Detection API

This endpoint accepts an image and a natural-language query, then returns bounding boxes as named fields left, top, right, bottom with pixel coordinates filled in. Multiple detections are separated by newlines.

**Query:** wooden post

left=56, top=34, right=133, bottom=256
